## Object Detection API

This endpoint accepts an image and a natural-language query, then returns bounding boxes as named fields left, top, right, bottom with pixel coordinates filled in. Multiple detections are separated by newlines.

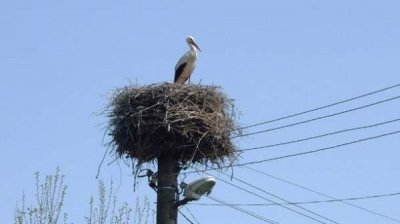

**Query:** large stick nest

left=106, top=83, right=239, bottom=166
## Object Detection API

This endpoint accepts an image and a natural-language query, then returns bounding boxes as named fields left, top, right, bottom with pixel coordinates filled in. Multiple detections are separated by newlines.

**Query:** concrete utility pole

left=156, top=153, right=180, bottom=224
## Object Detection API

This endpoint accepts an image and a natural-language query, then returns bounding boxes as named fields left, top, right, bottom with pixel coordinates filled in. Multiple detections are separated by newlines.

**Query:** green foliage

left=14, top=168, right=153, bottom=224
left=84, top=180, right=133, bottom=224
left=133, top=197, right=152, bottom=224
left=14, top=168, right=68, bottom=224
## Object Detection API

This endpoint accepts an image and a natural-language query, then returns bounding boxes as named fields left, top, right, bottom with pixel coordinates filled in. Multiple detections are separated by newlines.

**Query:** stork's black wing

left=174, top=63, right=187, bottom=83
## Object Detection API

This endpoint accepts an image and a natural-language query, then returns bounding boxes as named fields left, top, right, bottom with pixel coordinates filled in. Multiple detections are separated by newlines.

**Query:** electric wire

left=183, top=129, right=400, bottom=174
left=239, top=117, right=400, bottom=152
left=178, top=209, right=195, bottom=224
left=184, top=206, right=200, bottom=224
left=193, top=192, right=400, bottom=206
left=234, top=95, right=400, bottom=138
left=238, top=83, right=400, bottom=130
left=211, top=171, right=339, bottom=224
left=244, top=166, right=400, bottom=223
left=205, top=195, right=279, bottom=224
left=240, top=130, right=400, bottom=166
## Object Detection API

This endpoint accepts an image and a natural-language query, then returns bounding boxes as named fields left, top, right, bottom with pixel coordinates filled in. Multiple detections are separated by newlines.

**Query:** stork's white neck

left=189, top=44, right=198, bottom=53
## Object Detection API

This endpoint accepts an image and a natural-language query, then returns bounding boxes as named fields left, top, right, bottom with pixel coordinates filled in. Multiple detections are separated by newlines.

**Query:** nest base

left=107, top=83, right=239, bottom=166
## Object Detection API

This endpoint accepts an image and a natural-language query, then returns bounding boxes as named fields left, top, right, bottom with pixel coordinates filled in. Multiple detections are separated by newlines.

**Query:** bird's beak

left=193, top=42, right=201, bottom=52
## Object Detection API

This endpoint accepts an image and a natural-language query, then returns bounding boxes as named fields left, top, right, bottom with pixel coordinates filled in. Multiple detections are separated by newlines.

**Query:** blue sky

left=1, top=0, right=400, bottom=223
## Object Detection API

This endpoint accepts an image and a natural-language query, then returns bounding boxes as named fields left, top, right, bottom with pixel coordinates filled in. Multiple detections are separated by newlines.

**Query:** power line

left=184, top=207, right=200, bottom=224
left=234, top=95, right=400, bottom=138
left=210, top=176, right=327, bottom=223
left=184, top=129, right=400, bottom=174
left=244, top=166, right=400, bottom=223
left=212, top=171, right=339, bottom=224
left=240, top=130, right=400, bottom=166
left=239, top=118, right=400, bottom=152
left=178, top=209, right=195, bottom=224
left=238, top=83, right=400, bottom=130
left=205, top=195, right=279, bottom=224
left=193, top=192, right=400, bottom=206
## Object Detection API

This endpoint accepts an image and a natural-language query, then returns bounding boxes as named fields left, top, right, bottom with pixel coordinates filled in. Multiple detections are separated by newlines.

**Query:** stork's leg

left=188, top=76, right=191, bottom=84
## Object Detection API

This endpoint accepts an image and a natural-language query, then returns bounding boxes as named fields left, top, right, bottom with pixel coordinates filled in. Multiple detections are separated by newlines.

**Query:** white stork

left=174, top=36, right=201, bottom=84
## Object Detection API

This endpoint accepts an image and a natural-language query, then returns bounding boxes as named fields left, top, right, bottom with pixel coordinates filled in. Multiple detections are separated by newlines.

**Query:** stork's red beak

left=192, top=42, right=201, bottom=52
